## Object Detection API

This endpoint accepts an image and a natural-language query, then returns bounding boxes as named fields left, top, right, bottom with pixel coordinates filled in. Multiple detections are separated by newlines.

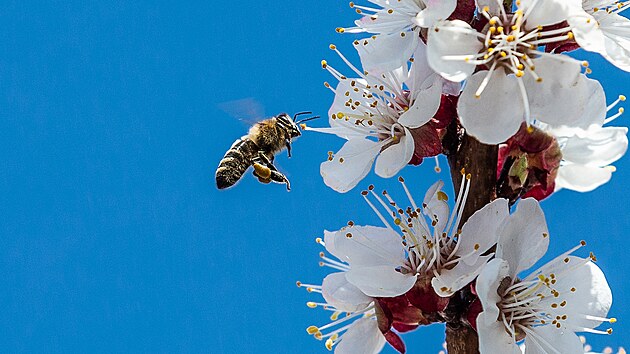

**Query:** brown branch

left=444, top=132, right=499, bottom=354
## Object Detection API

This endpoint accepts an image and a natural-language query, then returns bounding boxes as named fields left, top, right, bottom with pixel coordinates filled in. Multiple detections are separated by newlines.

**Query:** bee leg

left=253, top=152, right=291, bottom=191
left=285, top=138, right=292, bottom=158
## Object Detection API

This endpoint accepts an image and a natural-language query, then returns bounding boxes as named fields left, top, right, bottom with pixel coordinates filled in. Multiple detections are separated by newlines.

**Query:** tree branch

left=444, top=132, right=498, bottom=354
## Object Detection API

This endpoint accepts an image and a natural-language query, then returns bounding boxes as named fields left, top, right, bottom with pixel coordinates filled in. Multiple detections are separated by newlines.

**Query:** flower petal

left=398, top=75, right=443, bottom=129
left=524, top=56, right=606, bottom=130
left=476, top=259, right=511, bottom=328
left=335, top=317, right=386, bottom=354
left=322, top=272, right=373, bottom=313
left=427, top=20, right=483, bottom=82
left=346, top=265, right=417, bottom=297
left=537, top=257, right=612, bottom=330
left=355, top=31, right=419, bottom=74
left=458, top=71, right=524, bottom=144
left=520, top=0, right=582, bottom=27
left=330, top=225, right=406, bottom=267
left=457, top=198, right=509, bottom=265
left=432, top=254, right=493, bottom=297
left=321, top=138, right=380, bottom=193
left=496, top=198, right=549, bottom=276
left=561, top=126, right=628, bottom=166
left=555, top=163, right=613, bottom=192
left=414, top=0, right=457, bottom=28
left=523, top=325, right=583, bottom=354
left=375, top=130, right=415, bottom=178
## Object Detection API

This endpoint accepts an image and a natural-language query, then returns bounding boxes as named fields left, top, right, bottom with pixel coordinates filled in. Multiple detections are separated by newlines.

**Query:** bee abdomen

left=215, top=138, right=256, bottom=189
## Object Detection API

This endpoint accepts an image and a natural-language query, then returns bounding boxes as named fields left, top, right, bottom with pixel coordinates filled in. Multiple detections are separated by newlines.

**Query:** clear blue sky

left=0, top=1, right=627, bottom=353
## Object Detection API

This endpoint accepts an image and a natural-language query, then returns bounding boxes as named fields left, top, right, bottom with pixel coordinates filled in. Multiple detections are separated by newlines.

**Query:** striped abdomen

left=216, top=137, right=258, bottom=189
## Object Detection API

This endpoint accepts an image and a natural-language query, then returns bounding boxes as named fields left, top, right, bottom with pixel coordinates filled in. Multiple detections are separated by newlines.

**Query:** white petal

left=399, top=75, right=443, bottom=129
left=496, top=198, right=549, bottom=276
left=322, top=272, right=373, bottom=313
left=569, top=11, right=607, bottom=53
left=595, top=12, right=630, bottom=72
left=476, top=259, right=511, bottom=329
left=524, top=57, right=606, bottom=130
left=458, top=71, right=524, bottom=144
left=414, top=0, right=457, bottom=28
left=355, top=31, right=419, bottom=74
left=374, top=130, right=415, bottom=178
left=329, top=80, right=370, bottom=128
left=321, top=139, right=380, bottom=193
left=555, top=163, right=613, bottom=192
left=432, top=255, right=493, bottom=297
left=346, top=265, right=417, bottom=297
left=457, top=198, right=509, bottom=265
left=422, top=180, right=450, bottom=235
left=538, top=257, right=612, bottom=330
left=427, top=20, right=483, bottom=82
left=524, top=326, right=583, bottom=354
left=406, top=40, right=434, bottom=91
left=335, top=317, right=386, bottom=354
left=562, top=126, right=628, bottom=166
left=520, top=0, right=582, bottom=27
left=330, top=225, right=406, bottom=267
left=478, top=318, right=521, bottom=354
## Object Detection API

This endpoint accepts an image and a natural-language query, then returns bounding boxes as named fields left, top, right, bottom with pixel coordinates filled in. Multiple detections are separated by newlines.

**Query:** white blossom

left=426, top=2, right=606, bottom=144
left=298, top=241, right=385, bottom=354
left=339, top=0, right=457, bottom=73
left=476, top=199, right=615, bottom=354
left=306, top=43, right=446, bottom=192
left=324, top=173, right=508, bottom=298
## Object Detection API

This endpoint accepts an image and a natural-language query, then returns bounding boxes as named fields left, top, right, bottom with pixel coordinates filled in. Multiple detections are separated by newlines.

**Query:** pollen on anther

left=307, top=303, right=318, bottom=309
left=346, top=232, right=352, bottom=238
left=321, top=60, right=328, bottom=68
left=620, top=95, right=627, bottom=101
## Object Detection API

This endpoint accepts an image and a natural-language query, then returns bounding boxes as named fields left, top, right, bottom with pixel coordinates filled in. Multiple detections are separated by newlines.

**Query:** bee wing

left=217, top=97, right=267, bottom=126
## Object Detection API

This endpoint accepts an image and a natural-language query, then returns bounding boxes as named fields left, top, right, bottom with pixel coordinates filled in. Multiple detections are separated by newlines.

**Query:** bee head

left=277, top=113, right=302, bottom=138
left=291, top=111, right=320, bottom=137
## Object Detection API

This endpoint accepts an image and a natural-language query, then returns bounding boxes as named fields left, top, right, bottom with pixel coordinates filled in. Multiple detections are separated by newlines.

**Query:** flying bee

left=215, top=112, right=319, bottom=191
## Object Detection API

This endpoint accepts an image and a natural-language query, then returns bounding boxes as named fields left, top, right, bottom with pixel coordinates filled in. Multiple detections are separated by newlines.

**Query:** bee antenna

left=295, top=115, right=320, bottom=124
left=293, top=111, right=313, bottom=121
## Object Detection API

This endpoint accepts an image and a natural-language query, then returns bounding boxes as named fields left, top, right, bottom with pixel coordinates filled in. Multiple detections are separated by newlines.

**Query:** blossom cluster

left=304, top=0, right=628, bottom=198
left=299, top=176, right=615, bottom=353
left=298, top=0, right=629, bottom=353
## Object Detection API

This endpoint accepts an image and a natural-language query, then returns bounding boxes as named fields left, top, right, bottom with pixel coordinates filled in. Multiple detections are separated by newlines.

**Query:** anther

left=329, top=44, right=336, bottom=50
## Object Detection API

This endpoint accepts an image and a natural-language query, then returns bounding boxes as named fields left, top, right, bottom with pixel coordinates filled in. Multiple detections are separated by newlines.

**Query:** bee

left=215, top=112, right=319, bottom=191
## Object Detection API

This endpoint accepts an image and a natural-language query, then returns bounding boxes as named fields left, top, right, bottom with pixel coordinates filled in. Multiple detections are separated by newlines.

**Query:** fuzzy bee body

left=216, top=112, right=317, bottom=191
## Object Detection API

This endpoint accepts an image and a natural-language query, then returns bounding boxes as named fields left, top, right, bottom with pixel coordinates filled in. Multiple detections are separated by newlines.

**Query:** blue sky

left=0, top=1, right=628, bottom=353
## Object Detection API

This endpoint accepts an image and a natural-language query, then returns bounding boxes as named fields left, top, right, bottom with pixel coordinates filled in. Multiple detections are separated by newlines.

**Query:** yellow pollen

left=466, top=173, right=471, bottom=180
left=307, top=325, right=319, bottom=334
left=567, top=32, right=574, bottom=40
left=483, top=6, right=490, bottom=12
left=620, top=107, right=625, bottom=114
left=497, top=26, right=504, bottom=33
left=321, top=60, right=328, bottom=68
left=582, top=61, right=589, bottom=67
left=316, top=237, right=323, bottom=243
left=336, top=27, right=345, bottom=33
left=300, top=123, right=306, bottom=130
left=515, top=70, right=524, bottom=77
left=325, top=338, right=334, bottom=351
left=329, top=44, right=336, bottom=50
left=610, top=318, right=617, bottom=323
left=527, top=126, right=535, bottom=133
left=314, top=332, right=323, bottom=340
left=620, top=95, right=627, bottom=101
left=500, top=51, right=507, bottom=57
left=394, top=218, right=401, bottom=225
left=489, top=27, right=496, bottom=34
left=460, top=168, right=466, bottom=175
left=507, top=35, right=515, bottom=42
left=517, top=64, right=524, bottom=70
left=349, top=1, right=354, bottom=7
